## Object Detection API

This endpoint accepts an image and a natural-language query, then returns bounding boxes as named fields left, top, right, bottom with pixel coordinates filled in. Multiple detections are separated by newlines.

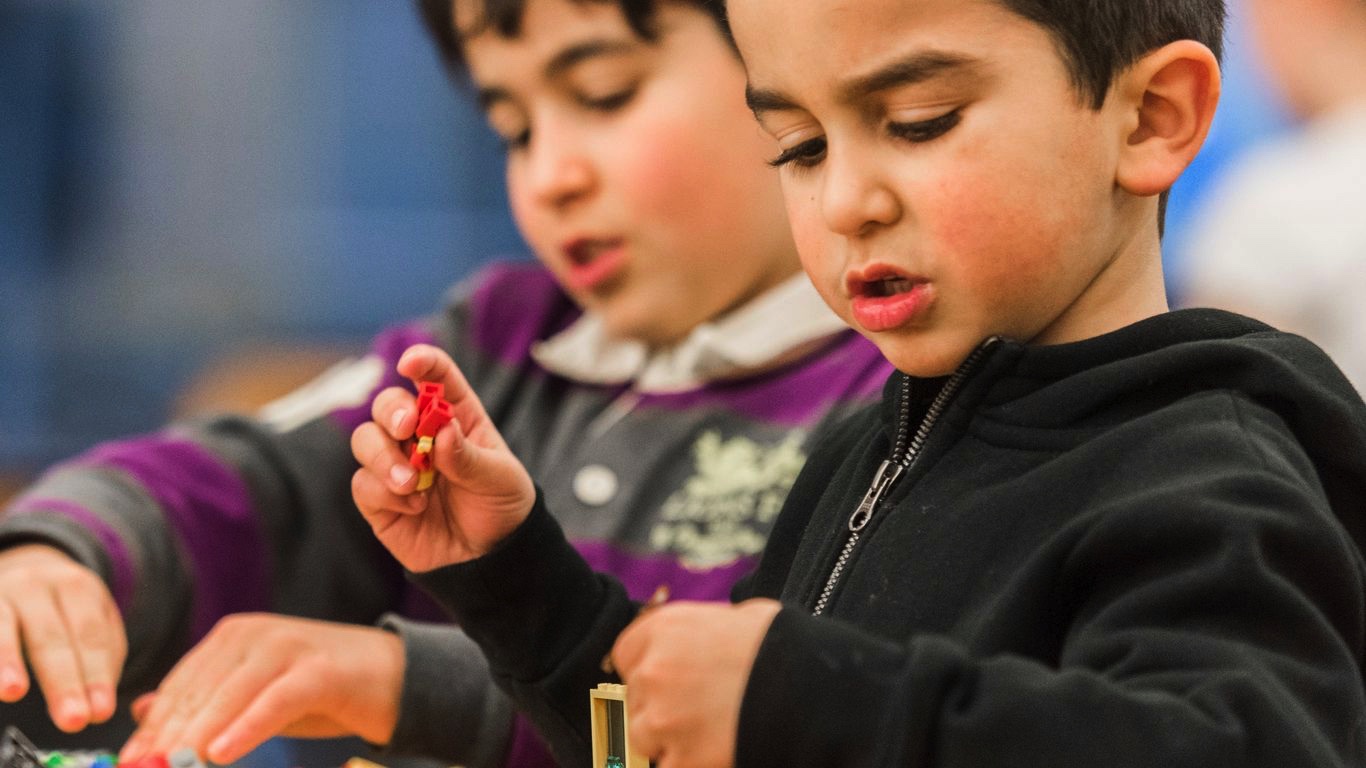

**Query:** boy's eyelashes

left=887, top=109, right=961, bottom=143
left=575, top=86, right=638, bottom=112
left=489, top=87, right=641, bottom=154
left=766, top=109, right=963, bottom=170
left=767, top=136, right=827, bottom=169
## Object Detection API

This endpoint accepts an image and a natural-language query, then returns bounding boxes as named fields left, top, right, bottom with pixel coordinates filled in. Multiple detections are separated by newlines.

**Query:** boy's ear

left=1114, top=40, right=1221, bottom=197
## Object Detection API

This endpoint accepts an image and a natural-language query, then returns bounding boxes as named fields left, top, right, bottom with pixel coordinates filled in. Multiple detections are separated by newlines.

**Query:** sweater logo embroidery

left=650, top=430, right=807, bottom=569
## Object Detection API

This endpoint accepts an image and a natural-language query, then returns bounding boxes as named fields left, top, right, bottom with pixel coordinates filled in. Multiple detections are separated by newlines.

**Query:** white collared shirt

left=531, top=274, right=849, bottom=393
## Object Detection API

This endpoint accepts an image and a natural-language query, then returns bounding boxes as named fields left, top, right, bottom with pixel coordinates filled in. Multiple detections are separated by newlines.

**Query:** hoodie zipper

left=811, top=339, right=998, bottom=616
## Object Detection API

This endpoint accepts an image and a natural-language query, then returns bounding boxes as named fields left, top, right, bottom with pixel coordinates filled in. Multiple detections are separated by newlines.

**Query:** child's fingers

left=53, top=586, right=124, bottom=724
left=130, top=692, right=155, bottom=722
left=351, top=469, right=426, bottom=519
left=396, top=345, right=489, bottom=422
left=206, top=671, right=317, bottom=765
left=14, top=592, right=92, bottom=732
left=350, top=422, right=423, bottom=496
left=396, top=344, right=469, bottom=392
left=369, top=387, right=418, bottom=441
left=0, top=603, right=30, bottom=703
left=609, top=609, right=658, bottom=680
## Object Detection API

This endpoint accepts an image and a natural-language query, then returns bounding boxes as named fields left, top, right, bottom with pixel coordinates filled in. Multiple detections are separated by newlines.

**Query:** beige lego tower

left=589, top=683, right=648, bottom=767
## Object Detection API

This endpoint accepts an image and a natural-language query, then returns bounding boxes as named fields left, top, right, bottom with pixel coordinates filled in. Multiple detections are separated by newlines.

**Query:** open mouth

left=862, top=276, right=919, bottom=297
left=566, top=238, right=622, bottom=266
left=562, top=238, right=627, bottom=291
left=847, top=269, right=933, bottom=332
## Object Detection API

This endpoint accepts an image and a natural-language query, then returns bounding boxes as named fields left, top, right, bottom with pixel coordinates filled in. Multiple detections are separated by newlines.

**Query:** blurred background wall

left=0, top=0, right=526, bottom=485
left=0, top=0, right=1291, bottom=485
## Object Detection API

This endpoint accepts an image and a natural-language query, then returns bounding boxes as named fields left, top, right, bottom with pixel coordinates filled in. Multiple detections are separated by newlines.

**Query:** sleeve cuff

left=378, top=615, right=513, bottom=767
left=406, top=490, right=625, bottom=681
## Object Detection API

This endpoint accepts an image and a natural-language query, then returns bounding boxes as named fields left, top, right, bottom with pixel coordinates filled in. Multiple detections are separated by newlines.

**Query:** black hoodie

left=415, top=309, right=1366, bottom=768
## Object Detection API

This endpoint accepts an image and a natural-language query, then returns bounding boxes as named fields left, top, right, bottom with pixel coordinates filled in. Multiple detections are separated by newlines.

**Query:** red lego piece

left=407, top=380, right=452, bottom=482
left=408, top=443, right=433, bottom=472
left=416, top=381, right=444, bottom=417
left=415, top=398, right=453, bottom=438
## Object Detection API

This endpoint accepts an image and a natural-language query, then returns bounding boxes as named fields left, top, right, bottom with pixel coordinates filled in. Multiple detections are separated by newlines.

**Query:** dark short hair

left=416, top=0, right=728, bottom=74
left=998, top=0, right=1226, bottom=109
left=995, top=0, right=1226, bottom=234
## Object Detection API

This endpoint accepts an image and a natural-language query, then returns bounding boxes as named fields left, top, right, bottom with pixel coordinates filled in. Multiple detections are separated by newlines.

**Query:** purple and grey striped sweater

left=0, top=262, right=892, bottom=766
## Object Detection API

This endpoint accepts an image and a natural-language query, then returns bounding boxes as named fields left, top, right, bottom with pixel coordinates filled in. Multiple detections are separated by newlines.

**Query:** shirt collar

left=531, top=274, right=849, bottom=392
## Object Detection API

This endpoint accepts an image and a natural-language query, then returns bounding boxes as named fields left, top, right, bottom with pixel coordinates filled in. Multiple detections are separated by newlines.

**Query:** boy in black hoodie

left=349, top=0, right=1366, bottom=766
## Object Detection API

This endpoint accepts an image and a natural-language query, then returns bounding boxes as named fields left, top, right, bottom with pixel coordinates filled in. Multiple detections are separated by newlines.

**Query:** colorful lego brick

left=415, top=381, right=443, bottom=417
left=1, top=727, right=44, bottom=768
left=408, top=444, right=432, bottom=472
left=407, top=380, right=453, bottom=491
left=415, top=399, right=453, bottom=438
left=589, top=684, right=648, bottom=768
left=167, top=748, right=204, bottom=768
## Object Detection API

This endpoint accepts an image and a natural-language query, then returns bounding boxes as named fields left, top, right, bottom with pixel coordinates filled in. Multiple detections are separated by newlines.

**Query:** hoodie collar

left=531, top=274, right=849, bottom=393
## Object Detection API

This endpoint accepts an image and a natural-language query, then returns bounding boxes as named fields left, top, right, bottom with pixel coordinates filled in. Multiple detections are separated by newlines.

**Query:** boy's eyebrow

left=839, top=50, right=983, bottom=102
left=544, top=39, right=637, bottom=79
left=475, top=38, right=638, bottom=112
left=746, top=50, right=983, bottom=117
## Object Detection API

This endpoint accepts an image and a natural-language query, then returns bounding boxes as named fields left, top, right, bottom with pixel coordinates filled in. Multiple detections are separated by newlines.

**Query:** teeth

left=870, top=277, right=914, bottom=297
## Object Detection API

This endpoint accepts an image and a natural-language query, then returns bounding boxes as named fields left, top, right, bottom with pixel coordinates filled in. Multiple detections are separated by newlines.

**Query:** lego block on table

left=589, top=684, right=648, bottom=768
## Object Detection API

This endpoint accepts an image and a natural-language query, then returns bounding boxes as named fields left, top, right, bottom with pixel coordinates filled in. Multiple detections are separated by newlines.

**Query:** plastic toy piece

left=408, top=381, right=454, bottom=491
left=589, top=684, right=647, bottom=768
left=0, top=727, right=42, bottom=768
left=408, top=443, right=433, bottom=472
left=415, top=381, right=443, bottom=417
left=415, top=399, right=453, bottom=438
left=167, top=748, right=205, bottom=768
left=343, top=759, right=389, bottom=768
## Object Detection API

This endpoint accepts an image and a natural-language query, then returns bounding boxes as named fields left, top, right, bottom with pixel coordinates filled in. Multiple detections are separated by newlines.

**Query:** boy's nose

left=526, top=135, right=596, bottom=209
left=820, top=150, right=901, bottom=237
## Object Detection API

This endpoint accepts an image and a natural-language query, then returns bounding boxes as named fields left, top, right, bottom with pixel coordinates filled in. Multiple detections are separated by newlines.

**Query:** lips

left=847, top=267, right=933, bottom=332
left=561, top=237, right=627, bottom=292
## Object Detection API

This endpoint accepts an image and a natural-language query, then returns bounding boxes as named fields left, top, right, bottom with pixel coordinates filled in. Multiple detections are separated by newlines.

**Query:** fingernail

left=392, top=409, right=409, bottom=434
left=208, top=734, right=232, bottom=762
left=58, top=696, right=88, bottom=729
left=390, top=464, right=414, bottom=486
left=0, top=665, right=24, bottom=697
left=89, top=686, right=114, bottom=719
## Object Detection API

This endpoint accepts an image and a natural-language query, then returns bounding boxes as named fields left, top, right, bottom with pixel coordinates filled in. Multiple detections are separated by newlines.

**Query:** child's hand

left=351, top=344, right=535, bottom=573
left=0, top=543, right=126, bottom=732
left=118, top=614, right=403, bottom=766
left=609, top=599, right=782, bottom=768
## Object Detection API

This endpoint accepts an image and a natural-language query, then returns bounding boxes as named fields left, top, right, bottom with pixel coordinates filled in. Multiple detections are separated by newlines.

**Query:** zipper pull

left=848, top=459, right=905, bottom=532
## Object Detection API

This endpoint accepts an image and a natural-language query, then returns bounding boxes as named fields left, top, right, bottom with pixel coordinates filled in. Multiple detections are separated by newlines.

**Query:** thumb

left=130, top=692, right=155, bottom=722
left=431, top=418, right=518, bottom=490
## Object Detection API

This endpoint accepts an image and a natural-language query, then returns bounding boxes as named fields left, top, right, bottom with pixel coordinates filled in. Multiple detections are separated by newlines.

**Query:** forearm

left=379, top=616, right=514, bottom=766
left=409, top=495, right=639, bottom=768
